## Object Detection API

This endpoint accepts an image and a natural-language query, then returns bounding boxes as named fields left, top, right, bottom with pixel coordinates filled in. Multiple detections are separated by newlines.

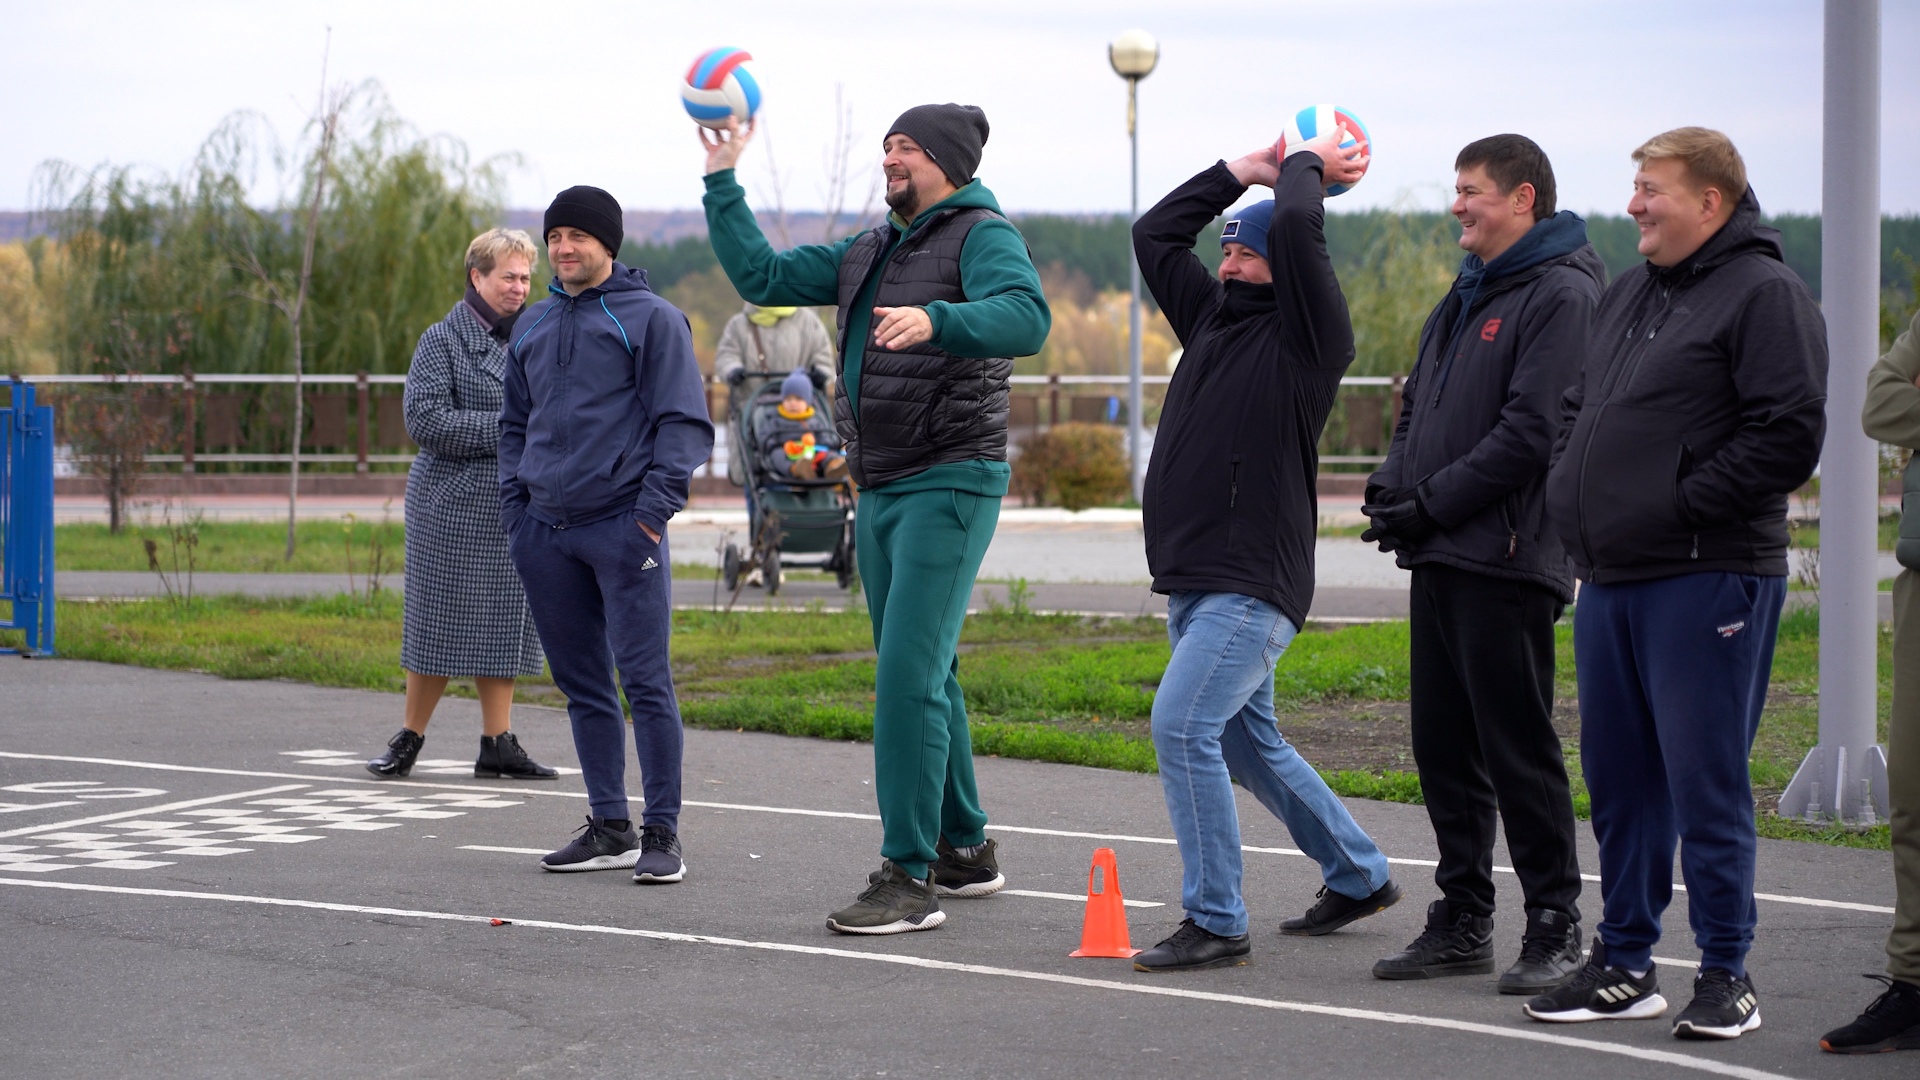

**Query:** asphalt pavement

left=0, top=658, right=1905, bottom=1079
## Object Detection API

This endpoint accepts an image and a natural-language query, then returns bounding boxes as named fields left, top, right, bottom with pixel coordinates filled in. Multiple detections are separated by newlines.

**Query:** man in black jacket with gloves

left=1128, top=129, right=1402, bottom=973
left=1526, top=128, right=1827, bottom=1040
left=1364, top=135, right=1602, bottom=995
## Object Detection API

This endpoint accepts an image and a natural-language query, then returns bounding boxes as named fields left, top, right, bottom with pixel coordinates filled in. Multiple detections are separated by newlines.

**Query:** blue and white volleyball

left=681, top=47, right=762, bottom=130
left=1274, top=104, right=1372, bottom=196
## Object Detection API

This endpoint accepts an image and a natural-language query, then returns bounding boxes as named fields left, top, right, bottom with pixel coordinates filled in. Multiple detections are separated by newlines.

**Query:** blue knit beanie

left=780, top=369, right=814, bottom=403
left=1220, top=200, right=1274, bottom=263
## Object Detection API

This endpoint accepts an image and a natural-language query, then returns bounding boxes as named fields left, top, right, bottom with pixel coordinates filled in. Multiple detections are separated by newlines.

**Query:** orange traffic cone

left=1069, top=847, right=1141, bottom=958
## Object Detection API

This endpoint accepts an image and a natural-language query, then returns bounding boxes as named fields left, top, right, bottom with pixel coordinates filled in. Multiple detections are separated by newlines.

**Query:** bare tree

left=755, top=117, right=795, bottom=249
left=234, top=38, right=345, bottom=560
left=819, top=85, right=881, bottom=243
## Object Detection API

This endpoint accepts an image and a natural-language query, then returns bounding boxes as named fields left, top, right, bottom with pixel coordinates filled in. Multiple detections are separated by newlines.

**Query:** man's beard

left=884, top=176, right=918, bottom=217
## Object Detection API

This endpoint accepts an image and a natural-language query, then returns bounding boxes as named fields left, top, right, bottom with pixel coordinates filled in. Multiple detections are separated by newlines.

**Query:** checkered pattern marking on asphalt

left=0, top=789, right=521, bottom=874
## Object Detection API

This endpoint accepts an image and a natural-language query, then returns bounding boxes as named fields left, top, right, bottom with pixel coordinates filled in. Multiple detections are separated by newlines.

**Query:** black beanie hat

left=543, top=185, right=623, bottom=259
left=886, top=104, right=990, bottom=189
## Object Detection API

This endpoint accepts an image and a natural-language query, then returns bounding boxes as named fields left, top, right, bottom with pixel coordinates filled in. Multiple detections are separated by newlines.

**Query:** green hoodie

left=703, top=169, right=1049, bottom=494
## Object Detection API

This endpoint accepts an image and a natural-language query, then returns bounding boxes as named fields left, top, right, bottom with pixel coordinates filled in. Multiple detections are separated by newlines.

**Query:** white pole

left=1127, top=77, right=1145, bottom=502
left=1781, top=0, right=1888, bottom=824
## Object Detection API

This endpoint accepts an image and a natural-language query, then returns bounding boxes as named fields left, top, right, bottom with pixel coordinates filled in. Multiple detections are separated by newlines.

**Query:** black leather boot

left=475, top=730, right=559, bottom=780
left=1372, top=899, right=1495, bottom=980
left=366, top=728, right=425, bottom=779
left=1497, top=908, right=1584, bottom=995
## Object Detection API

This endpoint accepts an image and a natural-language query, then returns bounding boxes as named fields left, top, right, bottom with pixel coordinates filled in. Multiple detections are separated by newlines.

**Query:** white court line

left=0, top=751, right=1893, bottom=916
left=1002, top=888, right=1163, bottom=909
left=0, top=876, right=1801, bottom=1080
left=455, top=848, right=1166, bottom=908
left=0, top=784, right=310, bottom=839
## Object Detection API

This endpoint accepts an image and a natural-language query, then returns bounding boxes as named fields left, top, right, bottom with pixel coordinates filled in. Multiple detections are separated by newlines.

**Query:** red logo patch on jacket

left=1480, top=318, right=1502, bottom=342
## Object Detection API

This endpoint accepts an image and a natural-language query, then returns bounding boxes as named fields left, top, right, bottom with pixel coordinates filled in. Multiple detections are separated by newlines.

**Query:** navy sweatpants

left=507, top=512, right=683, bottom=828
left=1574, top=571, right=1785, bottom=976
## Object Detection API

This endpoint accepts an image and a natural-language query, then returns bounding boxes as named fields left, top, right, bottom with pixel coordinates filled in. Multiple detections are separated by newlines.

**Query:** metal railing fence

left=12, top=371, right=1404, bottom=472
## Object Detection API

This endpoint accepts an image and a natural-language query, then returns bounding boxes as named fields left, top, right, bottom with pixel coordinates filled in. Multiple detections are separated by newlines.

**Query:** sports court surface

left=1, top=658, right=1905, bottom=1079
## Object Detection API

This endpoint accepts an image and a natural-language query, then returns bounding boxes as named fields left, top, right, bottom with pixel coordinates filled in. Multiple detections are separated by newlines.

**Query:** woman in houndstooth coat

left=366, top=228, right=559, bottom=782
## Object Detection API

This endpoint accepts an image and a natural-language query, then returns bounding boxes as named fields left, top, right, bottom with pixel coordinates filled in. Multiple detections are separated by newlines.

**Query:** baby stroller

left=722, top=369, right=856, bottom=596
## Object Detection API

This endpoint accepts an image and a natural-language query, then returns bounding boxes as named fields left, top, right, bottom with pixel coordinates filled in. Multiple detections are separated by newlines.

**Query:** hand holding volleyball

left=1275, top=105, right=1373, bottom=196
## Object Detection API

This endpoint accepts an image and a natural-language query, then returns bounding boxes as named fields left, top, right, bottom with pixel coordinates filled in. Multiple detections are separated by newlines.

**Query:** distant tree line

left=623, top=208, right=1920, bottom=303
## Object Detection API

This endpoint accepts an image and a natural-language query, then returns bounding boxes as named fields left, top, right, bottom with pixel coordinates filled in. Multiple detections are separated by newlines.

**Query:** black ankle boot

left=475, top=730, right=559, bottom=780
left=1372, top=899, right=1495, bottom=980
left=367, top=729, right=425, bottom=779
left=1498, top=908, right=1584, bottom=995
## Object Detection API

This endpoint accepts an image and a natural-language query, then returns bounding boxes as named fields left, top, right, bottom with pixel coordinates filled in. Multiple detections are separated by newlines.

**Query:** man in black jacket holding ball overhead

left=1129, top=125, right=1402, bottom=973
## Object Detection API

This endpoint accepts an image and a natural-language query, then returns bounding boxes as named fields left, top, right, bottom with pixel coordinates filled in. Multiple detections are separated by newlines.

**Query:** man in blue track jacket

left=499, top=185, right=715, bottom=883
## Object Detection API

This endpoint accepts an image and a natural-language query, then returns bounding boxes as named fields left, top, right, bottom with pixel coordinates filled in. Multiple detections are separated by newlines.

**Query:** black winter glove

left=1360, top=487, right=1437, bottom=551
left=725, top=367, right=748, bottom=387
left=809, top=367, right=830, bottom=390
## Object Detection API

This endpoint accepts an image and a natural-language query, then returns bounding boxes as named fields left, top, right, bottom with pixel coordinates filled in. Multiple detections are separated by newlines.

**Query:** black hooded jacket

left=1544, top=189, right=1828, bottom=583
left=1136, top=155, right=1353, bottom=628
left=1371, top=213, right=1606, bottom=602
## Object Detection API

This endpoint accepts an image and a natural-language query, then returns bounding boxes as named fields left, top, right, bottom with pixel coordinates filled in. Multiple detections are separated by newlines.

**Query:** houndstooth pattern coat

left=400, top=300, right=544, bottom=678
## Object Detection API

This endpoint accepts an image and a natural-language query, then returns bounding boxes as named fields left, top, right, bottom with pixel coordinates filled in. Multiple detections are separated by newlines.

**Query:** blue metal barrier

left=2, top=377, right=55, bottom=656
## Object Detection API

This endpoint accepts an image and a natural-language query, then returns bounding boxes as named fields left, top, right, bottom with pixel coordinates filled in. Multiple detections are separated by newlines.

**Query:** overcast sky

left=10, top=0, right=1917, bottom=220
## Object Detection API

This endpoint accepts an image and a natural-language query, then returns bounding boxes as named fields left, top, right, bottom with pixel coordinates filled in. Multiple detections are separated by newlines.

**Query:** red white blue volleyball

left=681, top=47, right=762, bottom=130
left=1275, top=104, right=1372, bottom=196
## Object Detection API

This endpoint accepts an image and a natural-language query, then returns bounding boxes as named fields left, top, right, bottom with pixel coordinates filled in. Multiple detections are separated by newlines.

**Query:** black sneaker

left=1133, top=918, right=1252, bottom=973
left=540, top=816, right=640, bottom=872
left=1497, top=909, right=1584, bottom=995
left=828, top=862, right=945, bottom=935
left=366, top=728, right=424, bottom=778
left=475, top=731, right=559, bottom=780
left=1280, top=879, right=1404, bottom=937
left=1373, top=899, right=1494, bottom=980
left=1523, top=942, right=1667, bottom=1023
left=868, top=837, right=1008, bottom=897
left=632, top=824, right=685, bottom=884
left=1821, top=975, right=1920, bottom=1054
left=1672, top=968, right=1762, bottom=1040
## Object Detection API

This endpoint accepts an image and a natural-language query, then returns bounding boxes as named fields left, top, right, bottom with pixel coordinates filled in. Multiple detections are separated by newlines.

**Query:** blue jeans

left=1152, top=591, right=1393, bottom=937
left=507, top=512, right=683, bottom=828
left=1575, top=572, right=1785, bottom=976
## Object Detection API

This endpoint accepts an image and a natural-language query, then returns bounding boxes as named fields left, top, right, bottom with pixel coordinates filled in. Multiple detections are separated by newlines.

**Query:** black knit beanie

left=886, top=104, right=990, bottom=188
left=543, top=185, right=623, bottom=259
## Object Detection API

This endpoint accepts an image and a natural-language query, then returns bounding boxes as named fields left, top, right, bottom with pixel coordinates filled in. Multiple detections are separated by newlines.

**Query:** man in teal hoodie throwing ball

left=700, top=104, right=1050, bottom=935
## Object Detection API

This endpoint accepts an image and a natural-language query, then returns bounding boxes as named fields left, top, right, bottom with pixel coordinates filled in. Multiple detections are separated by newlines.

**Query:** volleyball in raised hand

left=681, top=47, right=763, bottom=130
left=1274, top=104, right=1372, bottom=196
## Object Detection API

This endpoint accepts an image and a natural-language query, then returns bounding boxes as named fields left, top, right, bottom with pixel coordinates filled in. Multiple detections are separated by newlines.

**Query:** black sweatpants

left=1409, top=563, right=1581, bottom=923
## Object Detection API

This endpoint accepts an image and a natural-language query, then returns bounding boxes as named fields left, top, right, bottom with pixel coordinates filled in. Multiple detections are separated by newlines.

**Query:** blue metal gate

left=2, top=377, right=55, bottom=656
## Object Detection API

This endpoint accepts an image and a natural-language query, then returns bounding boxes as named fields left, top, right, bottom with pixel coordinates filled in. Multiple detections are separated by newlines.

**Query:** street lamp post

left=1110, top=29, right=1158, bottom=503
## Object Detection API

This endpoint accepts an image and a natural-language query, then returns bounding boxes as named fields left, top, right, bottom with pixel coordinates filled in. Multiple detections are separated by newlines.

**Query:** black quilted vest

left=832, top=207, right=1013, bottom=488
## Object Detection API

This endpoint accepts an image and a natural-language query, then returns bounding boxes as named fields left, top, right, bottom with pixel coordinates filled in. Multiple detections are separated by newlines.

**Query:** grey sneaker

left=540, top=816, right=640, bottom=872
left=869, top=838, right=1006, bottom=897
left=829, top=861, right=946, bottom=935
left=632, top=824, right=685, bottom=884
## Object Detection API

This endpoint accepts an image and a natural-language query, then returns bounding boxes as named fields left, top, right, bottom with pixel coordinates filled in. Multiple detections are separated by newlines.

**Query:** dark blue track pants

left=1575, top=571, right=1785, bottom=976
left=508, top=513, right=682, bottom=827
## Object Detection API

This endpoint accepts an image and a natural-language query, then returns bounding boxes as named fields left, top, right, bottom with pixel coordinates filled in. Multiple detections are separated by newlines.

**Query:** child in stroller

left=759, top=370, right=848, bottom=482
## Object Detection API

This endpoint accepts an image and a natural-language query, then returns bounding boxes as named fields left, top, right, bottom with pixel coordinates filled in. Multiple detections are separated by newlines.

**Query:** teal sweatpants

left=857, top=486, right=1000, bottom=879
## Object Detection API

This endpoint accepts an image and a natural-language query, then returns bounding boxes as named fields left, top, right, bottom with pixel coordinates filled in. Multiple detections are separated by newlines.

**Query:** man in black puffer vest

left=1364, top=135, right=1602, bottom=995
left=1525, top=128, right=1826, bottom=1040
left=1127, top=130, right=1402, bottom=974
left=700, top=106, right=1049, bottom=937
